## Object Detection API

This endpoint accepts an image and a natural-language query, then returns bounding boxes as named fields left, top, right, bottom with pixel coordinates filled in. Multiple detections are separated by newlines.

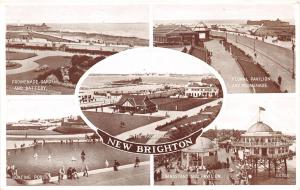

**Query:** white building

left=185, top=82, right=219, bottom=98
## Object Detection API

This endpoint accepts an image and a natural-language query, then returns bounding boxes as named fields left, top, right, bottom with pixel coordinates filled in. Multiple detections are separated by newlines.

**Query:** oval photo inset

left=76, top=47, right=226, bottom=154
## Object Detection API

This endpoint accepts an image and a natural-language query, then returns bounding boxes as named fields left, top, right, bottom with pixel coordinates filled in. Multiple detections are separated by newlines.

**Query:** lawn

left=156, top=114, right=210, bottom=131
left=6, top=62, right=22, bottom=70
left=34, top=56, right=71, bottom=70
left=230, top=45, right=281, bottom=93
left=151, top=97, right=214, bottom=111
left=6, top=51, right=37, bottom=60
left=6, top=56, right=71, bottom=83
left=83, top=111, right=164, bottom=136
left=53, top=126, right=94, bottom=134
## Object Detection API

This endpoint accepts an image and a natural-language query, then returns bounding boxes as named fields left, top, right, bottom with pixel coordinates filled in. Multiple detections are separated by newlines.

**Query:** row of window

left=253, top=147, right=289, bottom=155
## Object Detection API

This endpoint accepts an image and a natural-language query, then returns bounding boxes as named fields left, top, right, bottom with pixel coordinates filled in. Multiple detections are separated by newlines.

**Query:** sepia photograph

left=77, top=47, right=224, bottom=148
left=153, top=3, right=296, bottom=93
left=153, top=95, right=296, bottom=185
left=6, top=98, right=150, bottom=186
left=5, top=4, right=149, bottom=95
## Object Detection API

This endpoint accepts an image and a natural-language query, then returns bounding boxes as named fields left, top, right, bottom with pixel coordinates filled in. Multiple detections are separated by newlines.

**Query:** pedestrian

left=58, top=166, right=65, bottom=182
left=187, top=173, right=192, bottom=185
left=278, top=76, right=282, bottom=85
left=83, top=164, right=89, bottom=177
left=134, top=157, right=140, bottom=167
left=81, top=150, right=86, bottom=162
left=229, top=176, right=235, bottom=185
left=226, top=157, right=230, bottom=168
left=154, top=170, right=158, bottom=182
left=113, top=160, right=120, bottom=171
left=158, top=169, right=162, bottom=181
left=105, top=160, right=109, bottom=168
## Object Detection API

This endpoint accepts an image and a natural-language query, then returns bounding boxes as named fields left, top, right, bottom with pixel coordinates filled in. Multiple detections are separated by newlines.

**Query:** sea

left=47, top=23, right=149, bottom=40
left=155, top=19, right=295, bottom=26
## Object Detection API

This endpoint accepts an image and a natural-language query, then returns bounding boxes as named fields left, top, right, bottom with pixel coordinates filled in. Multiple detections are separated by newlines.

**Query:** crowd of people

left=8, top=152, right=143, bottom=185
left=153, top=147, right=255, bottom=185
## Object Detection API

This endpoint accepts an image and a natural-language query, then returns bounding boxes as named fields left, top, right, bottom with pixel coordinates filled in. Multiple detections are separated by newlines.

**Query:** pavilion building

left=232, top=108, right=293, bottom=177
left=181, top=136, right=218, bottom=170
left=115, top=94, right=157, bottom=114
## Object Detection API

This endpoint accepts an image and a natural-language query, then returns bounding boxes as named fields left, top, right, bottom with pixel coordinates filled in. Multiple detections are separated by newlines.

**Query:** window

left=269, top=148, right=275, bottom=154
left=278, top=148, right=282, bottom=154
left=254, top=148, right=259, bottom=154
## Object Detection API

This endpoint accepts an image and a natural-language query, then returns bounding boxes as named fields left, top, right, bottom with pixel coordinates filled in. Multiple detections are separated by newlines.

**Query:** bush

left=36, top=68, right=63, bottom=82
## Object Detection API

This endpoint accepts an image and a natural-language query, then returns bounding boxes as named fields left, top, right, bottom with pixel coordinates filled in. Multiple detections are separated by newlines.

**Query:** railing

left=233, top=141, right=293, bottom=147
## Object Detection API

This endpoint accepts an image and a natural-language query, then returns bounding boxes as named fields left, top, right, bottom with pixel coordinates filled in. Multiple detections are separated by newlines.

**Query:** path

left=6, top=49, right=75, bottom=75
left=211, top=31, right=295, bottom=92
left=116, top=98, right=222, bottom=144
left=204, top=39, right=251, bottom=93
left=7, top=162, right=150, bottom=186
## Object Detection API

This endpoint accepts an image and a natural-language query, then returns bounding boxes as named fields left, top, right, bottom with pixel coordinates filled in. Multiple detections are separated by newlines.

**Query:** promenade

left=7, top=162, right=150, bottom=186
left=211, top=31, right=295, bottom=92
left=204, top=39, right=250, bottom=93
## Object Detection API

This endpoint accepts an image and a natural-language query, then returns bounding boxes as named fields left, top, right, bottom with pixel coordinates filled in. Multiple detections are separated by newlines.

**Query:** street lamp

left=253, top=37, right=256, bottom=53
left=292, top=39, right=295, bottom=79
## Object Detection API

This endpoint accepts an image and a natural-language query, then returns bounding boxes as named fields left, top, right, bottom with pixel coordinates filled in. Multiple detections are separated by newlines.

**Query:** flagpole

left=258, top=107, right=260, bottom=122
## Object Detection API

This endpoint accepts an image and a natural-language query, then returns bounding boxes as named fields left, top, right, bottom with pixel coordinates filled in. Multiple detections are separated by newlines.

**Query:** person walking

left=113, top=160, right=120, bottom=171
left=134, top=157, right=140, bottom=167
left=83, top=164, right=89, bottom=177
left=105, top=160, right=109, bottom=168
left=58, top=166, right=65, bottom=183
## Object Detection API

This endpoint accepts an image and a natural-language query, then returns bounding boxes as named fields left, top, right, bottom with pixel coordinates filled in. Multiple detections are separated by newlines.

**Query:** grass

left=53, top=126, right=94, bottom=134
left=6, top=62, right=22, bottom=70
left=156, top=114, right=210, bottom=131
left=6, top=56, right=71, bottom=83
left=34, top=56, right=71, bottom=70
left=151, top=97, right=214, bottom=111
left=6, top=51, right=37, bottom=60
left=83, top=111, right=164, bottom=136
left=228, top=44, right=281, bottom=93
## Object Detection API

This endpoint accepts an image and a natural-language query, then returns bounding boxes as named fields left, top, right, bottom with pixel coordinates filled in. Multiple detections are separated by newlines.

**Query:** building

left=249, top=19, right=295, bottom=41
left=185, top=82, right=219, bottom=98
left=247, top=19, right=290, bottom=27
left=153, top=24, right=199, bottom=46
left=193, top=22, right=210, bottom=41
left=232, top=108, right=293, bottom=177
left=181, top=136, right=218, bottom=170
left=115, top=94, right=157, bottom=114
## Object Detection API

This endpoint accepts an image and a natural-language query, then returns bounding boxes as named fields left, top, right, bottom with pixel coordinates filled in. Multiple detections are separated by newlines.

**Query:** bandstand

left=181, top=136, right=218, bottom=170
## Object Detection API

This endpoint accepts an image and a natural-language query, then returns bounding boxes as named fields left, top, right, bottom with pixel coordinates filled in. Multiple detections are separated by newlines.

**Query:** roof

left=186, top=82, right=211, bottom=88
left=154, top=24, right=193, bottom=37
left=182, top=136, right=215, bottom=153
left=247, top=121, right=273, bottom=133
left=193, top=22, right=210, bottom=32
left=116, top=94, right=156, bottom=107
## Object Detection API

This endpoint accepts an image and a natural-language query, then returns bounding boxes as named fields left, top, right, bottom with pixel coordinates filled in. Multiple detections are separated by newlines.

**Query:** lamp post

left=292, top=39, right=295, bottom=79
left=253, top=37, right=256, bottom=53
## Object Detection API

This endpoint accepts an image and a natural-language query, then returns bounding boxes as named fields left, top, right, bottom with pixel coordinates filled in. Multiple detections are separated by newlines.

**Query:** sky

left=153, top=4, right=295, bottom=22
left=5, top=5, right=149, bottom=23
left=6, top=97, right=80, bottom=122
left=83, top=47, right=214, bottom=75
left=212, top=95, right=296, bottom=135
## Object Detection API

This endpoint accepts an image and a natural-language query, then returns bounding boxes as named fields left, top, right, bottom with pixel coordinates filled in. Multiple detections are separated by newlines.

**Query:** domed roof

left=247, top=121, right=273, bottom=133
left=183, top=136, right=214, bottom=152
